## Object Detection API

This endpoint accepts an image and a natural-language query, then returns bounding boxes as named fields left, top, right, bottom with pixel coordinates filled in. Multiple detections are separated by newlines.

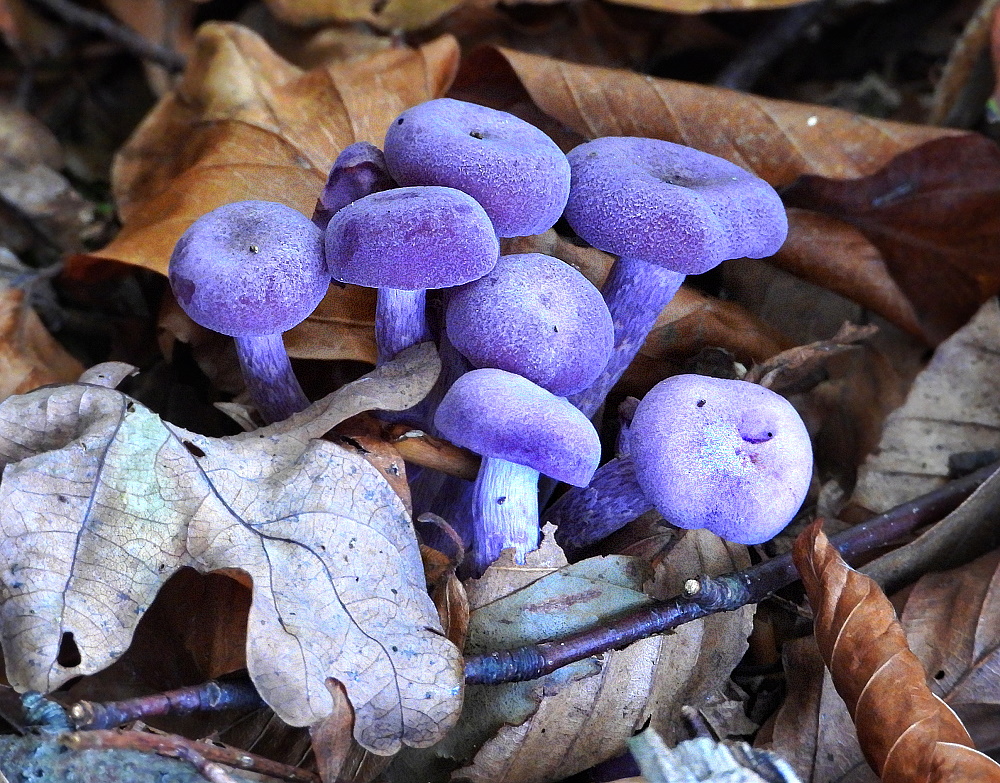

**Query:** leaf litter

left=0, top=342, right=463, bottom=754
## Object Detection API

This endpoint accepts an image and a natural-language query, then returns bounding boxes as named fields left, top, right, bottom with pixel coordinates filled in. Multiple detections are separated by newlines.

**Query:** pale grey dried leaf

left=631, top=730, right=802, bottom=783
left=852, top=298, right=1000, bottom=513
left=78, top=362, right=138, bottom=388
left=0, top=347, right=459, bottom=754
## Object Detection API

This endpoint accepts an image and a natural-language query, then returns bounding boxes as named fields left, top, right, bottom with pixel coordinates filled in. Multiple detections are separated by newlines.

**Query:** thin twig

left=465, top=461, right=1000, bottom=685
left=70, top=680, right=265, bottom=730
left=24, top=0, right=186, bottom=72
left=714, top=1, right=831, bottom=92
left=63, top=729, right=319, bottom=783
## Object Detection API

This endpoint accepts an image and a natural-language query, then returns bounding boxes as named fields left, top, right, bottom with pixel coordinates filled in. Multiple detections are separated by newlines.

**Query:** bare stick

left=465, top=461, right=999, bottom=685
left=24, top=0, right=186, bottom=72
left=63, top=729, right=319, bottom=783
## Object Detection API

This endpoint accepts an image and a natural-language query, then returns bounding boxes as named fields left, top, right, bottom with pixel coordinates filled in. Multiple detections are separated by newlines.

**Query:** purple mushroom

left=383, top=98, right=570, bottom=238
left=445, top=252, right=614, bottom=397
left=563, top=137, right=788, bottom=417
left=311, top=141, right=395, bottom=231
left=325, top=185, right=499, bottom=364
left=434, top=368, right=601, bottom=576
left=548, top=374, right=813, bottom=554
left=168, top=200, right=328, bottom=424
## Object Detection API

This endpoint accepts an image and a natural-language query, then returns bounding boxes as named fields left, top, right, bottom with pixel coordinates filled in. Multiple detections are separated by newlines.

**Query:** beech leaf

left=0, top=344, right=463, bottom=755
left=792, top=520, right=1000, bottom=782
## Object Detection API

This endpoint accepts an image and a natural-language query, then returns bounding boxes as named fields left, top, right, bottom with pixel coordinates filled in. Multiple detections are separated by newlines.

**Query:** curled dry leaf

left=85, top=22, right=458, bottom=363
left=390, top=527, right=751, bottom=783
left=0, top=344, right=463, bottom=754
left=792, top=520, right=1000, bottom=782
left=782, top=135, right=1000, bottom=344
left=852, top=298, right=1000, bottom=515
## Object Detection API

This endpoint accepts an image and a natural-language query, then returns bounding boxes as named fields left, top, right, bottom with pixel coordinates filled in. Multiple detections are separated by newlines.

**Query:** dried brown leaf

left=0, top=344, right=461, bottom=754
left=792, top=520, right=1000, bottom=782
left=853, top=298, right=1000, bottom=515
left=0, top=288, right=83, bottom=402
left=782, top=135, right=1000, bottom=343
left=457, top=47, right=955, bottom=186
left=391, top=528, right=751, bottom=783
left=84, top=23, right=457, bottom=363
left=265, top=0, right=464, bottom=33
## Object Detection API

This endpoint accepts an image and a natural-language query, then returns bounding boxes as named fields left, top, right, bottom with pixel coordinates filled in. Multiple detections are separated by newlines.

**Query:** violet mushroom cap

left=434, top=368, right=601, bottom=573
left=169, top=200, right=327, bottom=423
left=312, top=141, right=395, bottom=230
left=383, top=98, right=571, bottom=238
left=325, top=185, right=500, bottom=363
left=563, top=137, right=789, bottom=418
left=629, top=374, right=812, bottom=545
left=445, top=252, right=614, bottom=396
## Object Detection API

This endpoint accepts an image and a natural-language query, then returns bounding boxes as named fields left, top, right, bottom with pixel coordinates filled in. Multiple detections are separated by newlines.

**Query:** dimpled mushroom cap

left=169, top=200, right=327, bottom=337
left=434, top=368, right=601, bottom=487
left=565, top=137, right=788, bottom=275
left=630, top=374, right=812, bottom=545
left=325, top=186, right=499, bottom=290
left=383, top=98, right=571, bottom=238
left=446, top=253, right=614, bottom=396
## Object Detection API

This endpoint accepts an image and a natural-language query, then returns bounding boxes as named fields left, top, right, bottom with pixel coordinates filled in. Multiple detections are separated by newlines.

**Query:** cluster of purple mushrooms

left=168, top=98, right=814, bottom=576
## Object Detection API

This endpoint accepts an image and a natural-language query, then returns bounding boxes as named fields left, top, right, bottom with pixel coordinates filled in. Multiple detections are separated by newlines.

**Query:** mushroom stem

left=547, top=455, right=653, bottom=556
left=234, top=333, right=310, bottom=423
left=470, top=456, right=540, bottom=576
left=376, top=288, right=431, bottom=365
left=568, top=257, right=684, bottom=418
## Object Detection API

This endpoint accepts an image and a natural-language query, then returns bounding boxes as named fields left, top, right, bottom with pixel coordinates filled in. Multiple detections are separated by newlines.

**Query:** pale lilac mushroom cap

left=629, top=374, right=813, bottom=545
left=325, top=185, right=499, bottom=290
left=564, top=137, right=788, bottom=275
left=383, top=98, right=571, bottom=238
left=435, top=369, right=601, bottom=488
left=446, top=253, right=614, bottom=396
left=170, top=200, right=328, bottom=337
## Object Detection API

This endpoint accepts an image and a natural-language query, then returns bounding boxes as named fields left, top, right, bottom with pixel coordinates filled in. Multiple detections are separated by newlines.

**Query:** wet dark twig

left=69, top=679, right=265, bottom=731
left=24, top=0, right=186, bottom=72
left=465, top=461, right=1000, bottom=685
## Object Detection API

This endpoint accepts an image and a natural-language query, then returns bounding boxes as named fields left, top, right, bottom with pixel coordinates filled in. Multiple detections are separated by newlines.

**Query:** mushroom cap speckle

left=325, top=186, right=500, bottom=290
left=565, top=137, right=788, bottom=275
left=434, top=368, right=601, bottom=487
left=446, top=253, right=614, bottom=396
left=629, top=374, right=812, bottom=545
left=384, top=98, right=571, bottom=238
left=169, top=200, right=327, bottom=337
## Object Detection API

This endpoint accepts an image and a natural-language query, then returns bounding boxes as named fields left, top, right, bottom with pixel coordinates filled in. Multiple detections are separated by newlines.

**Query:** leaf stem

left=464, top=460, right=1000, bottom=685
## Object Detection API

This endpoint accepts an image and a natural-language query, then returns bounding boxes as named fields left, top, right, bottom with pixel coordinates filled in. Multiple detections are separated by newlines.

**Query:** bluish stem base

left=568, top=257, right=685, bottom=418
left=376, top=288, right=430, bottom=365
left=470, top=457, right=541, bottom=577
left=235, top=333, right=310, bottom=424
left=547, top=455, right=653, bottom=556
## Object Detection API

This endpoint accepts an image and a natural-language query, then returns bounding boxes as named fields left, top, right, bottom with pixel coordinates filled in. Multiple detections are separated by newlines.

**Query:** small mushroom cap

left=565, top=137, right=788, bottom=275
left=434, top=368, right=601, bottom=487
left=446, top=253, right=614, bottom=396
left=325, top=186, right=500, bottom=290
left=313, top=141, right=395, bottom=230
left=629, top=374, right=812, bottom=545
left=169, top=200, right=327, bottom=337
left=384, top=98, right=571, bottom=238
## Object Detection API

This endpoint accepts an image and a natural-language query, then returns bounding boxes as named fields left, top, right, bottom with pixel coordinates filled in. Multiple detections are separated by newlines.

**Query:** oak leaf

left=792, top=520, right=1000, bottom=782
left=0, top=344, right=463, bottom=754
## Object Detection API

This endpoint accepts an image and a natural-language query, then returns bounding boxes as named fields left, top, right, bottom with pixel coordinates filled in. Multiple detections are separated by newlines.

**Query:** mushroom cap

left=383, top=98, right=571, bottom=238
left=325, top=185, right=500, bottom=290
left=565, top=137, right=788, bottom=275
left=169, top=200, right=327, bottom=337
left=629, top=374, right=812, bottom=545
left=313, top=141, right=395, bottom=230
left=434, top=368, right=601, bottom=487
left=446, top=253, right=614, bottom=396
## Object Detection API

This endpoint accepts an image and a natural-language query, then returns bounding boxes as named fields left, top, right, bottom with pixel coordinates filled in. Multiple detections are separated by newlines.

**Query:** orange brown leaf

left=792, top=520, right=1000, bottom=783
